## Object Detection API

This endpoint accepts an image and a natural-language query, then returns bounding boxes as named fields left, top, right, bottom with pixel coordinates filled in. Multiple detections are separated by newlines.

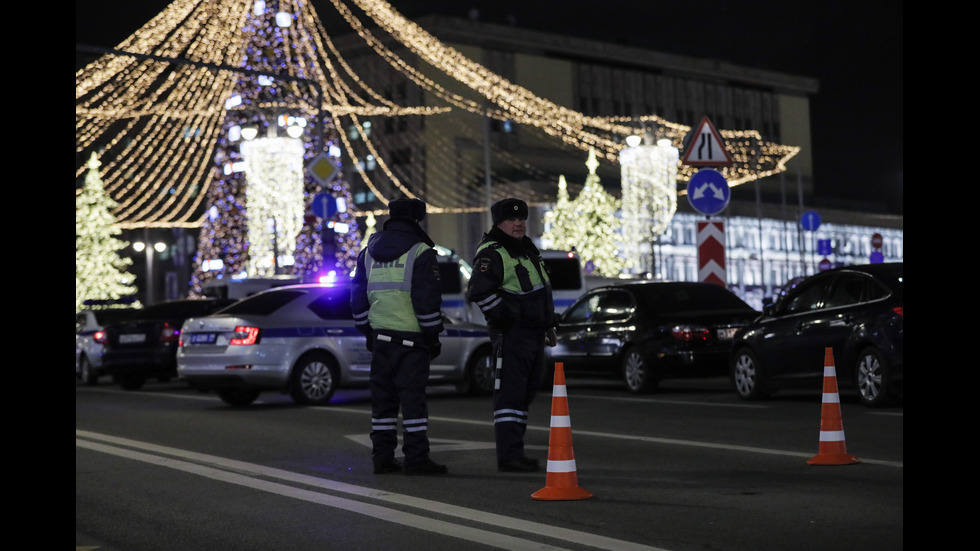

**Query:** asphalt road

left=76, top=376, right=903, bottom=551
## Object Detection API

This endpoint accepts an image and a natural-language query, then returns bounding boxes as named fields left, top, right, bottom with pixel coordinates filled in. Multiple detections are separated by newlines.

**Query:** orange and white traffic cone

left=532, top=363, right=593, bottom=501
left=807, top=348, right=860, bottom=466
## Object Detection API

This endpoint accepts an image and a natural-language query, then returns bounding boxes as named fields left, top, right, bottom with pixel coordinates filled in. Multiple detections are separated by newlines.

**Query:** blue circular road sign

left=312, top=192, right=338, bottom=219
left=687, top=168, right=730, bottom=216
left=801, top=210, right=821, bottom=231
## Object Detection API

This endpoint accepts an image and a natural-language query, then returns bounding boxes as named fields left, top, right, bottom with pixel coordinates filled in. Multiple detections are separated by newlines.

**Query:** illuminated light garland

left=620, top=137, right=679, bottom=274
left=240, top=136, right=306, bottom=276
left=75, top=0, right=801, bottom=253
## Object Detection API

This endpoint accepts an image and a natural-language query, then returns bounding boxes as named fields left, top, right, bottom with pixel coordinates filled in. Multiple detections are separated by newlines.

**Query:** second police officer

left=467, top=197, right=558, bottom=472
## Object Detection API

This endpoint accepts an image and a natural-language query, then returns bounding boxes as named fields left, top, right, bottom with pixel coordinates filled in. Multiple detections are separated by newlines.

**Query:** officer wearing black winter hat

left=351, top=197, right=448, bottom=476
left=490, top=197, right=528, bottom=225
left=467, top=197, right=558, bottom=473
left=388, top=197, right=427, bottom=222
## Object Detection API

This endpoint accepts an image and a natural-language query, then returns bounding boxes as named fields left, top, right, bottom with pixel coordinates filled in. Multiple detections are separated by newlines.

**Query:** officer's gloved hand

left=365, top=331, right=375, bottom=352
left=425, top=334, right=441, bottom=360
left=545, top=327, right=557, bottom=347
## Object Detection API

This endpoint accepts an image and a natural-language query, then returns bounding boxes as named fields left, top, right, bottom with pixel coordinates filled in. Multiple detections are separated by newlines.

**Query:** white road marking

left=77, top=430, right=668, bottom=551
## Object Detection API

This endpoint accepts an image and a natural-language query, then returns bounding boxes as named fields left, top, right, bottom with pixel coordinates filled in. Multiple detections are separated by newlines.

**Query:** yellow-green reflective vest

left=364, top=242, right=429, bottom=332
left=477, top=241, right=550, bottom=295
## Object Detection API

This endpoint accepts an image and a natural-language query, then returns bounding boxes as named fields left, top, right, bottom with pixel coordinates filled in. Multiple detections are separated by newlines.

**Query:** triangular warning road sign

left=682, top=116, right=733, bottom=167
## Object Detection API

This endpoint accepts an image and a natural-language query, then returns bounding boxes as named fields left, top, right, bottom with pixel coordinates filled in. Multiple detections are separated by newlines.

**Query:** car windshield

left=869, top=264, right=903, bottom=300
left=634, top=284, right=754, bottom=313
left=308, top=287, right=354, bottom=320
left=220, top=289, right=307, bottom=316
left=544, top=257, right=583, bottom=291
left=76, top=309, right=136, bottom=332
left=140, top=300, right=230, bottom=318
left=92, top=309, right=136, bottom=325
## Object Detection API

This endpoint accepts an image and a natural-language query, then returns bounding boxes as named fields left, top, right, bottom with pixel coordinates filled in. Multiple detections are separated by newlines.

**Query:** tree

left=542, top=175, right=576, bottom=251
left=189, top=4, right=357, bottom=294
left=553, top=149, right=626, bottom=278
left=76, top=153, right=140, bottom=311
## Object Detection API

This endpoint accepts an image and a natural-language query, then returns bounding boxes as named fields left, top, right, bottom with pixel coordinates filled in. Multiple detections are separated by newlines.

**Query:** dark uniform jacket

left=351, top=217, right=444, bottom=343
left=467, top=226, right=557, bottom=332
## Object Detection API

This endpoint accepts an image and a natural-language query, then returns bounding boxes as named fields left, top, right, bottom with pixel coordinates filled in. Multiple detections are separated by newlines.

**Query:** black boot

left=373, top=458, right=403, bottom=474
left=405, top=458, right=448, bottom=475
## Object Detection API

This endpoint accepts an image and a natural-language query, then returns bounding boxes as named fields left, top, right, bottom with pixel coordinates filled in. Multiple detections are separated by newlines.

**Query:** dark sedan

left=546, top=281, right=759, bottom=392
left=730, top=263, right=903, bottom=407
left=101, top=298, right=237, bottom=390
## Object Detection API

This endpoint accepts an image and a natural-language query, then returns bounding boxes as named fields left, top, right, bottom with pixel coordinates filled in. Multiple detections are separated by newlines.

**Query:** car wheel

left=464, top=346, right=494, bottom=396
left=289, top=352, right=338, bottom=406
left=118, top=375, right=146, bottom=391
left=855, top=347, right=893, bottom=407
left=731, top=348, right=769, bottom=400
left=218, top=389, right=261, bottom=407
left=622, top=348, right=656, bottom=393
left=80, top=356, right=99, bottom=386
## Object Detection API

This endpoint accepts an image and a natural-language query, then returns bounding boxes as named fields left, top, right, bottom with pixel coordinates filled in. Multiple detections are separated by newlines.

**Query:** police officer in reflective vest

left=467, top=197, right=558, bottom=472
left=352, top=198, right=448, bottom=476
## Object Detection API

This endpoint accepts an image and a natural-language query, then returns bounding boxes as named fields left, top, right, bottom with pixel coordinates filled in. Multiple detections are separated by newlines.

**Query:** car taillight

left=893, top=307, right=903, bottom=317
left=160, top=323, right=180, bottom=343
left=671, top=326, right=710, bottom=342
left=93, top=330, right=106, bottom=344
left=230, top=326, right=261, bottom=345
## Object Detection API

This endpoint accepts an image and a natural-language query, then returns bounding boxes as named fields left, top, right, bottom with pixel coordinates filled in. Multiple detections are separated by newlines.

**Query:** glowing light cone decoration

left=240, top=136, right=306, bottom=276
left=619, top=137, right=679, bottom=275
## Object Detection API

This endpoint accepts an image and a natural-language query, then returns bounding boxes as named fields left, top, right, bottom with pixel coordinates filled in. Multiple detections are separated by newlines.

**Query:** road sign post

left=697, top=221, right=726, bottom=286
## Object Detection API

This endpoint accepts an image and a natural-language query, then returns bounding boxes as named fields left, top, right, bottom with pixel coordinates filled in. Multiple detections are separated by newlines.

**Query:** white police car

left=177, top=283, right=494, bottom=406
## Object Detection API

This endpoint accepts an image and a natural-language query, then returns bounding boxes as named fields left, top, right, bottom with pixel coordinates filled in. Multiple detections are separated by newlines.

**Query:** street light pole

left=133, top=228, right=166, bottom=305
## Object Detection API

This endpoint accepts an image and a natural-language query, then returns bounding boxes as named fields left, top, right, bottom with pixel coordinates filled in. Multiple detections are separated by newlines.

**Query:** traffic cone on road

left=807, top=348, right=860, bottom=466
left=532, top=363, right=593, bottom=501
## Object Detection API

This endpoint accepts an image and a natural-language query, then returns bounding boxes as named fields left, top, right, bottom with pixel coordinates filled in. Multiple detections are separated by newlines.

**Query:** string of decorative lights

left=76, top=0, right=800, bottom=231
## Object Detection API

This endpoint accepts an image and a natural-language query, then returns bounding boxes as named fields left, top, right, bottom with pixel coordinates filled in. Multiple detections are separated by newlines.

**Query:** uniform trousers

left=370, top=338, right=432, bottom=467
left=492, top=324, right=545, bottom=463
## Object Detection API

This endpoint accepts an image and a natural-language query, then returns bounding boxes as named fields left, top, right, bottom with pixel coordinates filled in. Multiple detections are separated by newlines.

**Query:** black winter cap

left=388, top=198, right=426, bottom=221
left=491, top=197, right=528, bottom=225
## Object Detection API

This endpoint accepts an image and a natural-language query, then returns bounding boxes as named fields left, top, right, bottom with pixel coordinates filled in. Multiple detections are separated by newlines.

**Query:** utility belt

left=376, top=333, right=423, bottom=348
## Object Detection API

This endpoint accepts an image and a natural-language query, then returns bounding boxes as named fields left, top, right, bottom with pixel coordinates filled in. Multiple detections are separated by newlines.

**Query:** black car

left=546, top=281, right=759, bottom=392
left=730, top=263, right=903, bottom=407
left=102, top=298, right=237, bottom=390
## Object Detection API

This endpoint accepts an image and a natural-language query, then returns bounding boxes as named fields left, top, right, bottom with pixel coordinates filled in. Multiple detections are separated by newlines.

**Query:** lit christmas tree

left=189, top=2, right=358, bottom=294
left=75, top=153, right=140, bottom=312
left=542, top=175, right=576, bottom=251
left=564, top=149, right=626, bottom=278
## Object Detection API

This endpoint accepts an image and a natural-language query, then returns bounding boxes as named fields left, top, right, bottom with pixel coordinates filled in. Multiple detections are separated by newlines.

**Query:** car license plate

left=190, top=333, right=216, bottom=345
left=119, top=333, right=146, bottom=344
left=716, top=328, right=738, bottom=341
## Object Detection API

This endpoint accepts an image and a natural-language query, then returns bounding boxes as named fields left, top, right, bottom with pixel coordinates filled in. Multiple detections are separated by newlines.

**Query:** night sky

left=76, top=0, right=903, bottom=215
